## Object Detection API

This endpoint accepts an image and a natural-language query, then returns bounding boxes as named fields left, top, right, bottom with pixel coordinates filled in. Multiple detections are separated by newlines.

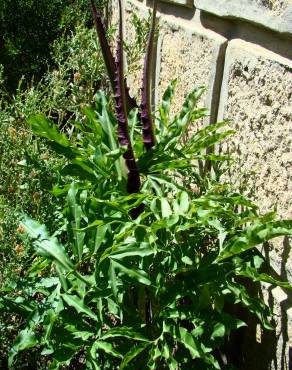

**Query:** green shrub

left=6, top=24, right=106, bottom=124
left=0, top=0, right=63, bottom=92
left=0, top=15, right=106, bottom=288
left=0, top=6, right=148, bottom=366
left=0, top=6, right=105, bottom=366
left=0, top=0, right=93, bottom=92
left=2, top=85, right=291, bottom=369
left=0, top=106, right=63, bottom=369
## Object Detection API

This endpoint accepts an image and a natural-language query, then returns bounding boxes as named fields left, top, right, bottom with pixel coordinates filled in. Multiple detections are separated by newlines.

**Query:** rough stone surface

left=217, top=41, right=291, bottom=366
left=217, top=39, right=292, bottom=283
left=195, top=0, right=292, bottom=37
left=256, top=0, right=288, bottom=15
left=157, top=16, right=226, bottom=125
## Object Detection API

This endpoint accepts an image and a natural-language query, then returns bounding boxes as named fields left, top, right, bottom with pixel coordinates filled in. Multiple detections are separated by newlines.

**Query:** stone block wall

left=111, top=0, right=292, bottom=368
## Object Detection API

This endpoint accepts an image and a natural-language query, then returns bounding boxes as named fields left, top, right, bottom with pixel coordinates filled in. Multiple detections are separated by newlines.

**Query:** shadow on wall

left=263, top=236, right=292, bottom=370
left=146, top=0, right=196, bottom=21
left=226, top=286, right=277, bottom=370
left=220, top=153, right=292, bottom=369
left=199, top=11, right=292, bottom=61
left=227, top=237, right=292, bottom=370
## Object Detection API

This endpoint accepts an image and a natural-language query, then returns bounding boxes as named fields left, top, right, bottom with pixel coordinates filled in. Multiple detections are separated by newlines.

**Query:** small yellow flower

left=8, top=185, right=14, bottom=193
left=8, top=127, right=17, bottom=142
left=15, top=244, right=24, bottom=255
left=191, top=184, right=200, bottom=194
left=74, top=72, right=81, bottom=81
left=30, top=170, right=38, bottom=178
left=17, top=225, right=25, bottom=234
left=33, top=192, right=41, bottom=204
left=40, top=152, right=49, bottom=160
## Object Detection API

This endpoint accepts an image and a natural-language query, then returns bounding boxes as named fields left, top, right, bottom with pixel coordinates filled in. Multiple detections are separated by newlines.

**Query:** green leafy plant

left=0, top=4, right=109, bottom=366
left=0, top=3, right=108, bottom=300
left=1, top=1, right=291, bottom=369
left=4, top=84, right=291, bottom=369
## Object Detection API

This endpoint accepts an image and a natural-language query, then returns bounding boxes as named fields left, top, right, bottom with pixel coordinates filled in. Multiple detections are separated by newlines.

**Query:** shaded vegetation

left=0, top=0, right=92, bottom=92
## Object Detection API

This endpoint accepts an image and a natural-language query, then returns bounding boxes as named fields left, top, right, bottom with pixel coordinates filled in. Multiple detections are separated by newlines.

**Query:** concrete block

left=157, top=15, right=227, bottom=125
left=217, top=39, right=292, bottom=282
left=271, top=286, right=288, bottom=302
left=195, top=0, right=292, bottom=37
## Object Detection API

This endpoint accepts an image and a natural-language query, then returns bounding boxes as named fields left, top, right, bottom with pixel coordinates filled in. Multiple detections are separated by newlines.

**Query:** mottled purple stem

left=140, top=0, right=157, bottom=151
left=114, top=0, right=140, bottom=194
left=89, top=0, right=138, bottom=113
left=89, top=0, right=116, bottom=90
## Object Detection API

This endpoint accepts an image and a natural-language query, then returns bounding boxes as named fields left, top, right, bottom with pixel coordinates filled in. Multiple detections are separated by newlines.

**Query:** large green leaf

left=28, top=114, right=69, bottom=146
left=82, top=106, right=104, bottom=140
left=128, top=108, right=140, bottom=148
left=183, top=121, right=232, bottom=153
left=43, top=284, right=63, bottom=342
left=103, top=242, right=154, bottom=261
left=108, top=260, right=118, bottom=299
left=226, top=281, right=273, bottom=330
left=211, top=322, right=225, bottom=339
left=9, top=328, right=38, bottom=366
left=28, top=114, right=78, bottom=158
left=176, top=86, right=206, bottom=127
left=120, top=342, right=150, bottom=369
left=21, top=217, right=74, bottom=271
left=62, top=294, right=98, bottom=321
left=235, top=262, right=292, bottom=290
left=90, top=340, right=123, bottom=359
left=95, top=91, right=125, bottom=181
left=176, top=327, right=203, bottom=359
left=61, top=161, right=97, bottom=181
left=184, top=130, right=235, bottom=154
left=101, top=326, right=150, bottom=342
left=67, top=182, right=85, bottom=260
left=158, top=79, right=178, bottom=130
left=94, top=224, right=108, bottom=254
left=161, top=198, right=172, bottom=218
left=218, top=220, right=292, bottom=261
left=0, top=296, right=35, bottom=317
left=161, top=343, right=179, bottom=370
left=111, top=260, right=151, bottom=286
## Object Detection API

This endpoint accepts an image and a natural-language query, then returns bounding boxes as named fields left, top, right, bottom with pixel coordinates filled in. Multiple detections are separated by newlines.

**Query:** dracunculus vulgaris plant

left=2, top=0, right=292, bottom=369
left=89, top=0, right=157, bottom=217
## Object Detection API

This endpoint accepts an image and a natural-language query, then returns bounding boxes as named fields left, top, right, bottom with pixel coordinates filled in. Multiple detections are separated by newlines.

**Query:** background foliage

left=0, top=0, right=93, bottom=92
left=0, top=4, right=149, bottom=367
left=2, top=86, right=291, bottom=369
